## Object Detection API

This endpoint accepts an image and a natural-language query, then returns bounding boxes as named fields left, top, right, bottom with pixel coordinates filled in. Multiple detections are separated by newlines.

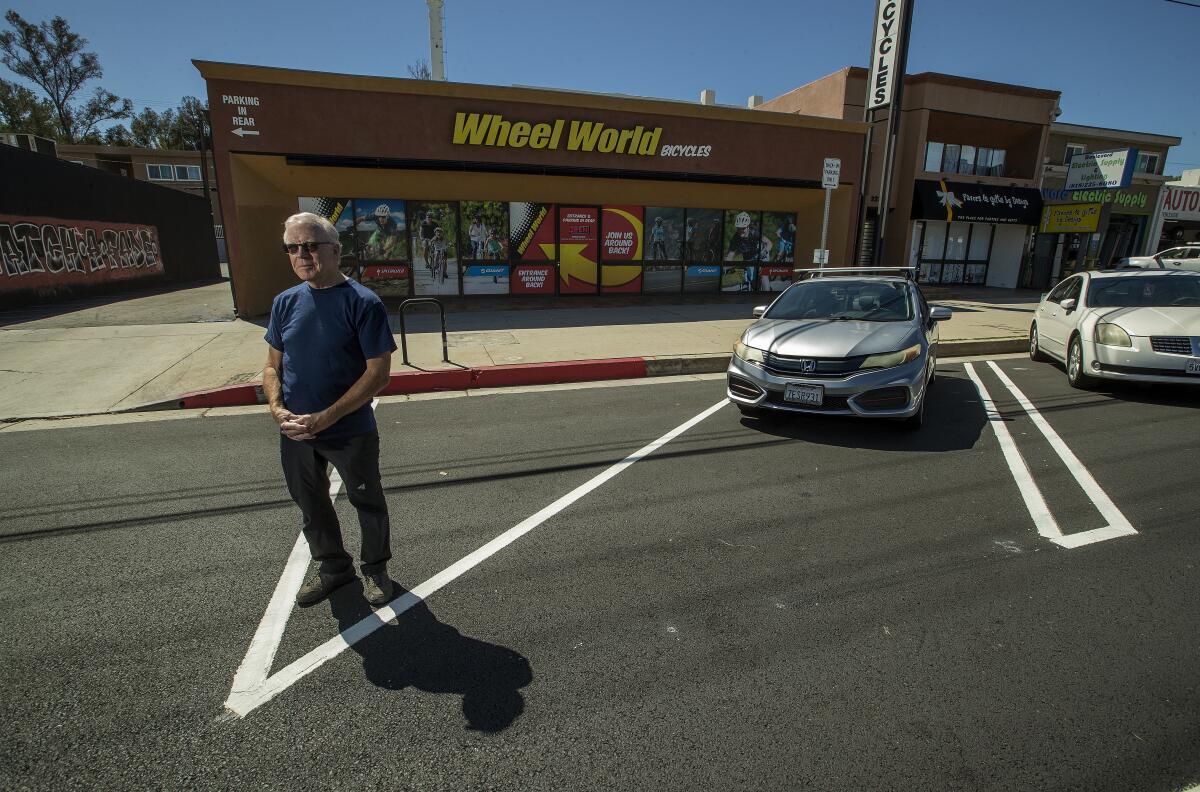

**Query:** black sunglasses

left=282, top=241, right=333, bottom=254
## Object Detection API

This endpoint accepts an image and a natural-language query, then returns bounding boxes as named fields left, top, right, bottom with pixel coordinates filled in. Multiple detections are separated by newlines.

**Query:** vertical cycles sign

left=867, top=0, right=906, bottom=110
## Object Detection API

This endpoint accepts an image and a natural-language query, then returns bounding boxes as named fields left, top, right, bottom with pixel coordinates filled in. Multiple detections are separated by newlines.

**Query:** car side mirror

left=929, top=306, right=952, bottom=322
left=752, top=306, right=767, bottom=318
left=1060, top=297, right=1077, bottom=311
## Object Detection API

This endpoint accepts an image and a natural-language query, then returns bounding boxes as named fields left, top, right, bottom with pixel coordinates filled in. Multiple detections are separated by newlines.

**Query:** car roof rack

left=793, top=266, right=919, bottom=281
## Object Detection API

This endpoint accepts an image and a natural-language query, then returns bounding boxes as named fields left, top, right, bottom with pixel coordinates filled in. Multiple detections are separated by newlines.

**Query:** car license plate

left=1187, top=358, right=1200, bottom=375
left=784, top=383, right=823, bottom=406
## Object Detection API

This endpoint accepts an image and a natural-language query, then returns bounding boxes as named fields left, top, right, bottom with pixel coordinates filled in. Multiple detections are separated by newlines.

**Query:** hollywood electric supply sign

left=452, top=112, right=712, bottom=158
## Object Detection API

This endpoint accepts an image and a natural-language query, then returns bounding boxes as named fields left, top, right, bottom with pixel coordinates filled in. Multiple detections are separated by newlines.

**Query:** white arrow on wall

left=231, top=128, right=260, bottom=137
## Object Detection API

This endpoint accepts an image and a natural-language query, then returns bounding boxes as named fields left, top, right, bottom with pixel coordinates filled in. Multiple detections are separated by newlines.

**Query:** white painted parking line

left=964, top=361, right=1137, bottom=549
left=985, top=361, right=1136, bottom=548
left=223, top=398, right=729, bottom=718
left=963, top=362, right=1061, bottom=542
left=228, top=467, right=340, bottom=698
left=228, top=399, right=381, bottom=702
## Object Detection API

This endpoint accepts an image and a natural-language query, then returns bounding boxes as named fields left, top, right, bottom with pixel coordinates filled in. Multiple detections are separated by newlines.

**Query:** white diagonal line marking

left=223, top=399, right=729, bottom=718
left=986, top=361, right=1136, bottom=548
left=228, top=466, right=342, bottom=695
left=229, top=404, right=378, bottom=699
left=964, top=362, right=1062, bottom=541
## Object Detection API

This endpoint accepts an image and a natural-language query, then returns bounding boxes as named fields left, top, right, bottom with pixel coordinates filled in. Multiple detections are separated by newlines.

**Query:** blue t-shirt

left=264, top=279, right=396, bottom=439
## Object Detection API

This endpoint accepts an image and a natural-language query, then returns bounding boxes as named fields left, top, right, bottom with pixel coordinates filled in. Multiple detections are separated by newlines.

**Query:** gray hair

left=283, top=212, right=340, bottom=245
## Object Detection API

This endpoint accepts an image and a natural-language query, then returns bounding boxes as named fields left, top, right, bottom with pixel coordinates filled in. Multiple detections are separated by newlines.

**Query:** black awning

left=913, top=179, right=1042, bottom=225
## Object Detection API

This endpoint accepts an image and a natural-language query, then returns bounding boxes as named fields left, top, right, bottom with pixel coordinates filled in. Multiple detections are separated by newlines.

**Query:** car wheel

left=1029, top=323, right=1048, bottom=362
left=1067, top=335, right=1097, bottom=390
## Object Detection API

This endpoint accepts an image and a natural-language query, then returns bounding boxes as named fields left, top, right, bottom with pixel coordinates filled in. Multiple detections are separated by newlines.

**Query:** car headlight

left=860, top=343, right=921, bottom=369
left=1095, top=323, right=1131, bottom=348
left=733, top=340, right=766, bottom=365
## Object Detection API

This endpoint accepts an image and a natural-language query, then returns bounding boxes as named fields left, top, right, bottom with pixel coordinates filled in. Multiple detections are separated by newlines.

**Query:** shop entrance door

left=557, top=206, right=600, bottom=294
left=1028, top=233, right=1057, bottom=290
left=1099, top=217, right=1139, bottom=268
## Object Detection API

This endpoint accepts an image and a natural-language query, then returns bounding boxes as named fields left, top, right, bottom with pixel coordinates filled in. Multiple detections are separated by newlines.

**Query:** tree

left=0, top=76, right=55, bottom=136
left=408, top=58, right=432, bottom=80
left=0, top=10, right=132, bottom=143
left=126, top=96, right=208, bottom=149
left=102, top=122, right=132, bottom=146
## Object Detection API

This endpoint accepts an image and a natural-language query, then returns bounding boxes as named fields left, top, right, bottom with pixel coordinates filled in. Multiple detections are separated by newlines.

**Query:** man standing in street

left=265, top=212, right=398, bottom=608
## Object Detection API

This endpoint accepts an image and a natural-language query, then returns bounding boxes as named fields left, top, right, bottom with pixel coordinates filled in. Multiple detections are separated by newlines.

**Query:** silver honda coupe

left=726, top=269, right=951, bottom=429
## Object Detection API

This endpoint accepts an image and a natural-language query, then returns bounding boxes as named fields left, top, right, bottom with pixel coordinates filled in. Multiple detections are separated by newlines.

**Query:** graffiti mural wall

left=0, top=215, right=165, bottom=294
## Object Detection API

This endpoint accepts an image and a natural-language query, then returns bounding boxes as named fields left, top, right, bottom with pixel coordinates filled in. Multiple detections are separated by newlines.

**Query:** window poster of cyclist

left=720, top=209, right=762, bottom=292
left=644, top=207, right=685, bottom=262
left=763, top=212, right=797, bottom=263
left=685, top=208, right=724, bottom=263
left=353, top=199, right=408, bottom=261
left=758, top=211, right=797, bottom=291
left=724, top=210, right=762, bottom=262
left=460, top=201, right=510, bottom=294
left=460, top=202, right=509, bottom=262
left=297, top=196, right=359, bottom=278
left=410, top=201, right=460, bottom=296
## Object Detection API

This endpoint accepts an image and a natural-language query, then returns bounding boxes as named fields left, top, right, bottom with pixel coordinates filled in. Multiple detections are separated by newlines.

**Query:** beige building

left=761, top=67, right=1061, bottom=289
left=56, top=144, right=225, bottom=260
left=1031, top=123, right=1180, bottom=288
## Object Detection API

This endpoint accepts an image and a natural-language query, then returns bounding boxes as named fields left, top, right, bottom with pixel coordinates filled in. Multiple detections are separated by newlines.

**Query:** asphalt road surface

left=2, top=356, right=1198, bottom=792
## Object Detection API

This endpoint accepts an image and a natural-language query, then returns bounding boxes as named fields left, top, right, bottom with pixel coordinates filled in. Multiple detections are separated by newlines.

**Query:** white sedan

left=1029, top=269, right=1200, bottom=389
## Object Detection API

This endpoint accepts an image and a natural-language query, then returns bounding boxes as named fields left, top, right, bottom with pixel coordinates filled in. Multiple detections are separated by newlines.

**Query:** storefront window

left=916, top=220, right=996, bottom=285
left=943, top=144, right=961, bottom=174
left=924, top=143, right=944, bottom=173
left=977, top=148, right=993, bottom=176
left=942, top=262, right=965, bottom=282
left=946, top=222, right=969, bottom=260
left=959, top=146, right=976, bottom=176
left=989, top=149, right=1006, bottom=177
left=922, top=221, right=947, bottom=259
left=969, top=225, right=992, bottom=260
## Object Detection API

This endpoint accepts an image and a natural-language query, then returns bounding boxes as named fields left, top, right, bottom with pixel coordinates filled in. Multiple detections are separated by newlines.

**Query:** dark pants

left=280, top=431, right=391, bottom=576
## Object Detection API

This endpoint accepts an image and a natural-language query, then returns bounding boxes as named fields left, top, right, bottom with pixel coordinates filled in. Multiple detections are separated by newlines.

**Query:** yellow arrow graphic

left=558, top=242, right=595, bottom=289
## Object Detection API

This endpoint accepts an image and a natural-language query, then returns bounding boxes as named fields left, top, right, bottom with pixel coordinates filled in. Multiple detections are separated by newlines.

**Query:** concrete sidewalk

left=0, top=279, right=1037, bottom=420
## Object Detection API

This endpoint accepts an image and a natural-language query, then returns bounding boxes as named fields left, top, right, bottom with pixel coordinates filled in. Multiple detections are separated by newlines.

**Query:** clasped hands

left=272, top=407, right=332, bottom=440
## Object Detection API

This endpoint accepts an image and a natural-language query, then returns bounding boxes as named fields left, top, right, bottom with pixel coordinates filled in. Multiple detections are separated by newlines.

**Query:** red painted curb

left=173, top=357, right=652, bottom=409
left=470, top=358, right=647, bottom=389
left=178, top=384, right=263, bottom=409
left=379, top=367, right=474, bottom=395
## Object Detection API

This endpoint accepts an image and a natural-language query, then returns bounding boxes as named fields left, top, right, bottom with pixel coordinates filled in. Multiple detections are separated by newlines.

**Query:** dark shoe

left=363, top=573, right=394, bottom=607
left=295, top=569, right=355, bottom=607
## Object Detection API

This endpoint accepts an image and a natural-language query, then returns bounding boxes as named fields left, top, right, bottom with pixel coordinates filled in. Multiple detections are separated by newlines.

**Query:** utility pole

left=426, top=0, right=446, bottom=81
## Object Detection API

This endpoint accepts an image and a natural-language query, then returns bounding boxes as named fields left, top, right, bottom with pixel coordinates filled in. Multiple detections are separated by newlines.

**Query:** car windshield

left=1087, top=275, right=1200, bottom=308
left=765, top=279, right=913, bottom=322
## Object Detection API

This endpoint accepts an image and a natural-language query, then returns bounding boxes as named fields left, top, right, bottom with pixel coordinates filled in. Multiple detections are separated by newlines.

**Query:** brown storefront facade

left=195, top=62, right=867, bottom=317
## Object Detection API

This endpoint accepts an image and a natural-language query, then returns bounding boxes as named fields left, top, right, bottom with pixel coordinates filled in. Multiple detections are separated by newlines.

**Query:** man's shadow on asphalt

left=327, top=582, right=532, bottom=733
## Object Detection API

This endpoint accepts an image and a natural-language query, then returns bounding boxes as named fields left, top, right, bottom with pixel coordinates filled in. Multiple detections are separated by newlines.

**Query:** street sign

left=812, top=249, right=829, bottom=265
left=822, top=158, right=841, bottom=189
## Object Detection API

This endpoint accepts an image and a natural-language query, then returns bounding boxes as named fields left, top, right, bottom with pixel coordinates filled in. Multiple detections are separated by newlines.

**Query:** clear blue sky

left=6, top=0, right=1198, bottom=172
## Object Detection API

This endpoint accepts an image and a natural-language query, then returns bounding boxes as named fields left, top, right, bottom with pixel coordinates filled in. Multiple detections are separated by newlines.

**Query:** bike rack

left=396, top=298, right=466, bottom=369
